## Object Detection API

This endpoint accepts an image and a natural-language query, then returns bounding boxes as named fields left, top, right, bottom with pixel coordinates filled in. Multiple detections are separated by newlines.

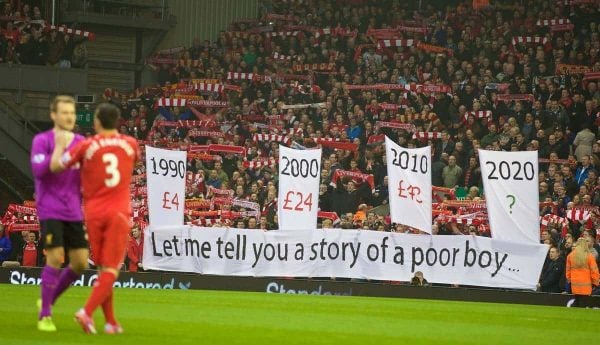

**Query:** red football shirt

left=62, top=133, right=139, bottom=218
left=22, top=241, right=38, bottom=267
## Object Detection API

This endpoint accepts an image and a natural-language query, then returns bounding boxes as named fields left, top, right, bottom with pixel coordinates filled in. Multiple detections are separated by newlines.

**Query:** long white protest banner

left=385, top=136, right=432, bottom=233
left=143, top=226, right=548, bottom=290
left=479, top=150, right=539, bottom=244
left=277, top=145, right=322, bottom=230
left=146, top=146, right=187, bottom=227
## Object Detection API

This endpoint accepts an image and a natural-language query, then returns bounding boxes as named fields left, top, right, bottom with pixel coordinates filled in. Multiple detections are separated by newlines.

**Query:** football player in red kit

left=50, top=103, right=139, bottom=334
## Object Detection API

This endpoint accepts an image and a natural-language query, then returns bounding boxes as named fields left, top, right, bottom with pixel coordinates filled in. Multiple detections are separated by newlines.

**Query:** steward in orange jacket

left=566, top=238, right=600, bottom=295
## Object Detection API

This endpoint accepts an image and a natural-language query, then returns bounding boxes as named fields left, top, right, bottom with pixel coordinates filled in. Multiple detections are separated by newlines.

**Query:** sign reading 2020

left=479, top=150, right=540, bottom=244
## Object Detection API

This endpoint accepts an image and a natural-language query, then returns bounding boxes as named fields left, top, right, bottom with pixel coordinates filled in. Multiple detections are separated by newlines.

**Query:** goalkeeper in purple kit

left=31, top=95, right=89, bottom=332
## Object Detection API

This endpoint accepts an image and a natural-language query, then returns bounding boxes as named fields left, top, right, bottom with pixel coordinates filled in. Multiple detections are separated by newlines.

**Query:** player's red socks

left=101, top=291, right=117, bottom=325
left=84, top=271, right=116, bottom=317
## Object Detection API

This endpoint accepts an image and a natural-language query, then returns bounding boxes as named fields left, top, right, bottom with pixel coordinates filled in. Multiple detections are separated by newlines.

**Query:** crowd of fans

left=1, top=0, right=600, bottom=292
left=0, top=1, right=88, bottom=66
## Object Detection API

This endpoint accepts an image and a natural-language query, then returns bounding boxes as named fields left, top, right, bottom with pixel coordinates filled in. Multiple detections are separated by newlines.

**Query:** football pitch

left=0, top=285, right=596, bottom=345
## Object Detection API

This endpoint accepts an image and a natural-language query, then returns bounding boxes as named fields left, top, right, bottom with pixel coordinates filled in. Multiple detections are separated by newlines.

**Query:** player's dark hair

left=50, top=95, right=75, bottom=112
left=95, top=102, right=121, bottom=130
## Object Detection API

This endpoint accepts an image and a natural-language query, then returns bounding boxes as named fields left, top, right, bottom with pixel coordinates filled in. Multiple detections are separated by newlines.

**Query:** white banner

left=143, top=226, right=548, bottom=290
left=146, top=146, right=187, bottom=227
left=277, top=145, right=322, bottom=230
left=385, top=136, right=432, bottom=233
left=479, top=150, right=539, bottom=244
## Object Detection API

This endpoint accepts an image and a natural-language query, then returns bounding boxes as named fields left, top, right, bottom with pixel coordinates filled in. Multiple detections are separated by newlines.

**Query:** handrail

left=0, top=103, right=35, bottom=181
left=0, top=96, right=41, bottom=134
left=0, top=175, right=25, bottom=202
left=0, top=101, right=38, bottom=155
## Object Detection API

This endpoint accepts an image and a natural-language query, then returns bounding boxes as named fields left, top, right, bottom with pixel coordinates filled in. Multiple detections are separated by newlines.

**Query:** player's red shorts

left=85, top=212, right=130, bottom=269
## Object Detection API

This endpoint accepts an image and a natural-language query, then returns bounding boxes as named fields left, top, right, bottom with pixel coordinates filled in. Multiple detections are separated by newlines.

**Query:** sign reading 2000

left=280, top=156, right=319, bottom=178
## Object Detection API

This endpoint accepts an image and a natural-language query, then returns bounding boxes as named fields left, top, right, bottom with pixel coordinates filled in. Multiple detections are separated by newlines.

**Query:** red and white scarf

left=208, top=186, right=234, bottom=198
left=464, top=110, right=492, bottom=121
left=292, top=63, right=336, bottom=72
left=376, top=39, right=417, bottom=49
left=313, top=27, right=358, bottom=38
left=550, top=24, right=574, bottom=32
left=556, top=64, right=592, bottom=75
left=314, top=138, right=358, bottom=152
left=330, top=170, right=375, bottom=192
left=154, top=120, right=218, bottom=128
left=188, top=144, right=246, bottom=156
left=583, top=72, right=600, bottom=83
left=511, top=36, right=548, bottom=46
left=412, top=132, right=442, bottom=140
left=536, top=19, right=570, bottom=26
left=243, top=158, right=277, bottom=169
left=317, top=211, right=341, bottom=226
left=273, top=52, right=295, bottom=61
left=416, top=42, right=454, bottom=56
left=399, top=113, right=439, bottom=123
left=539, top=214, right=569, bottom=234
left=7, top=223, right=40, bottom=232
left=45, top=25, right=96, bottom=40
left=281, top=102, right=326, bottom=110
left=253, top=133, right=292, bottom=146
left=191, top=83, right=224, bottom=93
left=375, top=121, right=416, bottom=132
left=345, top=83, right=451, bottom=94
left=436, top=214, right=486, bottom=226
left=495, top=94, right=535, bottom=103
left=566, top=208, right=592, bottom=222
left=7, top=204, right=37, bottom=215
left=379, top=103, right=407, bottom=111
left=185, top=198, right=212, bottom=210
left=187, top=129, right=225, bottom=139
left=156, top=98, right=229, bottom=108
left=265, top=31, right=301, bottom=38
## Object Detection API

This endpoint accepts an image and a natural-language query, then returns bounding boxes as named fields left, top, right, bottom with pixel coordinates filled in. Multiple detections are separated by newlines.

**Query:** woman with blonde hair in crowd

left=566, top=238, right=600, bottom=297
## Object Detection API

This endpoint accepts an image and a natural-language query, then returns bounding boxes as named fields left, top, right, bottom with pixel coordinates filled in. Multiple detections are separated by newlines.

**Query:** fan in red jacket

left=22, top=232, right=38, bottom=267
left=126, top=225, right=143, bottom=272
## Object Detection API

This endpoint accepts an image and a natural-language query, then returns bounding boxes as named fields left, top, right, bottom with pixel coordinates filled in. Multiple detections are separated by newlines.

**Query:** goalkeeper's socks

left=39, top=265, right=60, bottom=319
left=84, top=271, right=116, bottom=316
left=52, top=266, right=79, bottom=304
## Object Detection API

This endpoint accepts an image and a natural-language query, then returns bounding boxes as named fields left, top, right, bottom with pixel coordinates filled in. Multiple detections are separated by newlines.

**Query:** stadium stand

left=1, top=0, right=599, bottom=291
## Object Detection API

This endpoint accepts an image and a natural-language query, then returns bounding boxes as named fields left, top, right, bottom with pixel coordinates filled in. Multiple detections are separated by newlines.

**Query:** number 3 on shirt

left=102, top=153, right=121, bottom=187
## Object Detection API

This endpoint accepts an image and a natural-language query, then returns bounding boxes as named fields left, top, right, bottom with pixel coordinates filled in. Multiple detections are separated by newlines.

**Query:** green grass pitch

left=0, top=285, right=596, bottom=344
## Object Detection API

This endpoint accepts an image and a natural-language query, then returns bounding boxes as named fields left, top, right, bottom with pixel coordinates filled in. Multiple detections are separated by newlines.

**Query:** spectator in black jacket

left=331, top=178, right=359, bottom=217
left=538, top=247, right=565, bottom=293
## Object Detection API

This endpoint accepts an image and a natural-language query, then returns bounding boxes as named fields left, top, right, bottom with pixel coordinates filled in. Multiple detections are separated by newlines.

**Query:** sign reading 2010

left=390, top=148, right=429, bottom=174
left=385, top=137, right=432, bottom=234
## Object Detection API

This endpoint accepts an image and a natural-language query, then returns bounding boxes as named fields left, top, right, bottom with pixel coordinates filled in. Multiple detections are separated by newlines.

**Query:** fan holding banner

left=277, top=145, right=322, bottom=230
left=145, top=146, right=187, bottom=228
left=384, top=136, right=432, bottom=234
left=479, top=150, right=539, bottom=244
